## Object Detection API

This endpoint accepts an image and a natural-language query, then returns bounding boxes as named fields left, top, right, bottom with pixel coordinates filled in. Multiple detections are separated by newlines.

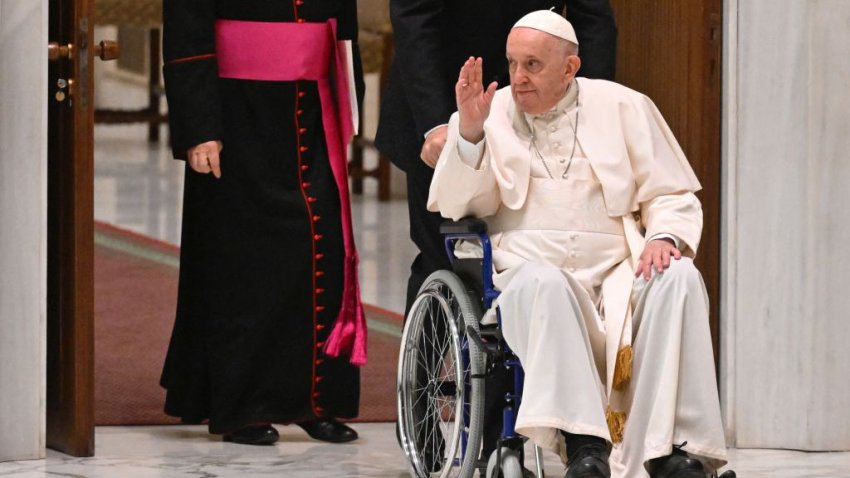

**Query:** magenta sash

left=216, top=19, right=366, bottom=366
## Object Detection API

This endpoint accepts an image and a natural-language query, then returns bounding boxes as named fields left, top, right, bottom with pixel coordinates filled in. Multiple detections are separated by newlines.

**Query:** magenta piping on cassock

left=216, top=19, right=367, bottom=366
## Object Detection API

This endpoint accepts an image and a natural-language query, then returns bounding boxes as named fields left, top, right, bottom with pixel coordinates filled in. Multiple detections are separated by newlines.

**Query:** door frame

left=47, top=0, right=96, bottom=457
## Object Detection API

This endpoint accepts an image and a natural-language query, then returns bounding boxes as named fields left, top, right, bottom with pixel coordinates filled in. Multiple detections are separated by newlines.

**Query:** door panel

left=609, top=0, right=723, bottom=358
left=47, top=0, right=95, bottom=457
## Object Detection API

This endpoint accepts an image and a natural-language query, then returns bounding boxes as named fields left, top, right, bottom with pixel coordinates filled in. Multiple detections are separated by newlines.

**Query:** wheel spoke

left=399, top=277, right=482, bottom=478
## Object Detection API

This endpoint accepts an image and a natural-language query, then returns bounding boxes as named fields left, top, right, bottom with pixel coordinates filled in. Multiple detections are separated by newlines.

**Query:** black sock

left=561, top=431, right=607, bottom=463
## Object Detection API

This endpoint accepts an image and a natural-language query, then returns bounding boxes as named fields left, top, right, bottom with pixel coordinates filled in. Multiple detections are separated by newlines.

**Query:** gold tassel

left=606, top=407, right=626, bottom=444
left=613, top=345, right=633, bottom=391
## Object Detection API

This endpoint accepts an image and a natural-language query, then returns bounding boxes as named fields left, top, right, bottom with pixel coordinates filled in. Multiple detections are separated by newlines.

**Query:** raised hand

left=455, top=57, right=498, bottom=143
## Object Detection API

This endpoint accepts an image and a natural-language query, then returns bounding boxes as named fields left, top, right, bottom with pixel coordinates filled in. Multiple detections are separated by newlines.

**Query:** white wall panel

left=723, top=0, right=850, bottom=450
left=0, top=0, right=48, bottom=461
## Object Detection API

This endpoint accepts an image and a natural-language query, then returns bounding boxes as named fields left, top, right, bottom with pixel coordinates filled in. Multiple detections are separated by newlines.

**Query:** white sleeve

left=640, top=192, right=703, bottom=257
left=647, top=232, right=682, bottom=250
left=427, top=113, right=500, bottom=219
left=457, top=135, right=486, bottom=169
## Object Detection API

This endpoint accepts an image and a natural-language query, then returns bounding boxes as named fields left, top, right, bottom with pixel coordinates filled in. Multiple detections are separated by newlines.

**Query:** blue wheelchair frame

left=442, top=219, right=526, bottom=469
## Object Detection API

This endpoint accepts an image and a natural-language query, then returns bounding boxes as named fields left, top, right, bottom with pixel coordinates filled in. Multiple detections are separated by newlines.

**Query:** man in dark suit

left=376, top=0, right=617, bottom=314
left=377, top=0, right=618, bottom=471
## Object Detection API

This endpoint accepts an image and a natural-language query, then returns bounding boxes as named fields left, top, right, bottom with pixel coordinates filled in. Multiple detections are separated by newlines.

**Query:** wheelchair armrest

left=439, top=217, right=488, bottom=235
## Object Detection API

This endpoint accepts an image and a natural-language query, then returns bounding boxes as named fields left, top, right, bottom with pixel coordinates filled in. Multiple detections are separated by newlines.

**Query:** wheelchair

left=397, top=217, right=542, bottom=478
left=397, top=218, right=736, bottom=478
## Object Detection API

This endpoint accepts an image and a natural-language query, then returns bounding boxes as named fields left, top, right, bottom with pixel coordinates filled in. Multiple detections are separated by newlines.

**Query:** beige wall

left=0, top=0, right=48, bottom=461
left=722, top=0, right=850, bottom=450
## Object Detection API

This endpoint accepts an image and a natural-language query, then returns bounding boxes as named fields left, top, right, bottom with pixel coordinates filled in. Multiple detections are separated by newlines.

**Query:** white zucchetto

left=513, top=10, right=579, bottom=45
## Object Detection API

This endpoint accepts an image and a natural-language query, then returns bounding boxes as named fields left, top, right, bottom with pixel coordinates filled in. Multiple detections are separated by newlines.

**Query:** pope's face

left=506, top=28, right=578, bottom=115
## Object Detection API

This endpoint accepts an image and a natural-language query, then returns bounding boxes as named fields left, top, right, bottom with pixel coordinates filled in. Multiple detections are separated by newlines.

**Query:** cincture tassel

left=607, top=344, right=633, bottom=443
left=606, top=407, right=626, bottom=444
left=612, top=344, right=633, bottom=391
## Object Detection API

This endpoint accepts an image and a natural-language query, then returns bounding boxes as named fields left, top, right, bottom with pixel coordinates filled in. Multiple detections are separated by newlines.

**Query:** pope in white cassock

left=426, top=10, right=729, bottom=478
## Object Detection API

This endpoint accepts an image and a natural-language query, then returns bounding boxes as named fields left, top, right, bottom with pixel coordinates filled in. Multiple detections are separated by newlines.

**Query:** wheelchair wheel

left=485, top=447, right=525, bottom=478
left=398, top=270, right=486, bottom=478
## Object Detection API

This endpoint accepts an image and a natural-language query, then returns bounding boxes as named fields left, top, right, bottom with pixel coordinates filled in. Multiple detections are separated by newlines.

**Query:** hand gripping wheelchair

left=396, top=218, right=738, bottom=478
left=397, top=217, right=544, bottom=478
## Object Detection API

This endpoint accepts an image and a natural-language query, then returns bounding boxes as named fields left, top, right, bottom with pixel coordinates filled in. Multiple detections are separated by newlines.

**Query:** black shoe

left=296, top=418, right=358, bottom=443
left=648, top=448, right=705, bottom=478
left=222, top=424, right=279, bottom=445
left=564, top=442, right=611, bottom=478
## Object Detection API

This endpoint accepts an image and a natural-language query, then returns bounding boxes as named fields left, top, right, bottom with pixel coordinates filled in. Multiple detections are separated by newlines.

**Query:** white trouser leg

left=610, top=257, right=727, bottom=477
left=496, top=262, right=610, bottom=459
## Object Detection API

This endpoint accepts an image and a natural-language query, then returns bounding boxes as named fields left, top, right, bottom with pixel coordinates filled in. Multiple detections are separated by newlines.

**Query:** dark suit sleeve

left=162, top=0, right=222, bottom=160
left=390, top=0, right=454, bottom=138
left=566, top=0, right=618, bottom=80
left=337, top=0, right=366, bottom=112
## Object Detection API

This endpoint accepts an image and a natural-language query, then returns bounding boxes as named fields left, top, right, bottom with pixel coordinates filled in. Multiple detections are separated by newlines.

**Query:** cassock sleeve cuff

left=456, top=136, right=486, bottom=169
left=647, top=233, right=682, bottom=250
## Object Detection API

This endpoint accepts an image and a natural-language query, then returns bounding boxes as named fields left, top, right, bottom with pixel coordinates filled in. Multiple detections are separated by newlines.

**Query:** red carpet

left=94, top=222, right=401, bottom=425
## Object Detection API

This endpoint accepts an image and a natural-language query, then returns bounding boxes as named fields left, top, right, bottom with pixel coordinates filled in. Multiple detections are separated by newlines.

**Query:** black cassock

left=160, top=0, right=364, bottom=434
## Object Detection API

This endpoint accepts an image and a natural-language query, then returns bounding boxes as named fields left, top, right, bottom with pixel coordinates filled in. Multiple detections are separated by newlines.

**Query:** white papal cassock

left=427, top=78, right=727, bottom=477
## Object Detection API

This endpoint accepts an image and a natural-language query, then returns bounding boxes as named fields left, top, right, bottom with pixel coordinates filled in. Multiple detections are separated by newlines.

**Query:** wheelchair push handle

left=440, top=217, right=499, bottom=308
left=439, top=217, right=488, bottom=236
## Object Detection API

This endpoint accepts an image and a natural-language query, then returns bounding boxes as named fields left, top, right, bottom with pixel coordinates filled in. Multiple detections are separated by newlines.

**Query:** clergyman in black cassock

left=160, top=0, right=365, bottom=444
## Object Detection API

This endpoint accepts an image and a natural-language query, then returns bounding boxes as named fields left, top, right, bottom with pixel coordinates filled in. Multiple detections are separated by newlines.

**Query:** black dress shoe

left=648, top=449, right=705, bottom=478
left=565, top=443, right=610, bottom=478
left=222, top=424, right=279, bottom=445
left=296, top=418, right=359, bottom=443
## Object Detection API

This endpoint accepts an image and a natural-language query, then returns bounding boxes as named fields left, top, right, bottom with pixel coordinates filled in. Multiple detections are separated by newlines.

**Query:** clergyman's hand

left=420, top=125, right=448, bottom=168
left=187, top=140, right=223, bottom=178
left=635, top=238, right=682, bottom=281
left=456, top=57, right=498, bottom=143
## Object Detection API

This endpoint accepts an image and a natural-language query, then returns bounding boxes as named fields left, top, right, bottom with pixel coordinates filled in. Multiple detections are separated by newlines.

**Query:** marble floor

left=5, top=76, right=848, bottom=477
left=1, top=423, right=849, bottom=477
